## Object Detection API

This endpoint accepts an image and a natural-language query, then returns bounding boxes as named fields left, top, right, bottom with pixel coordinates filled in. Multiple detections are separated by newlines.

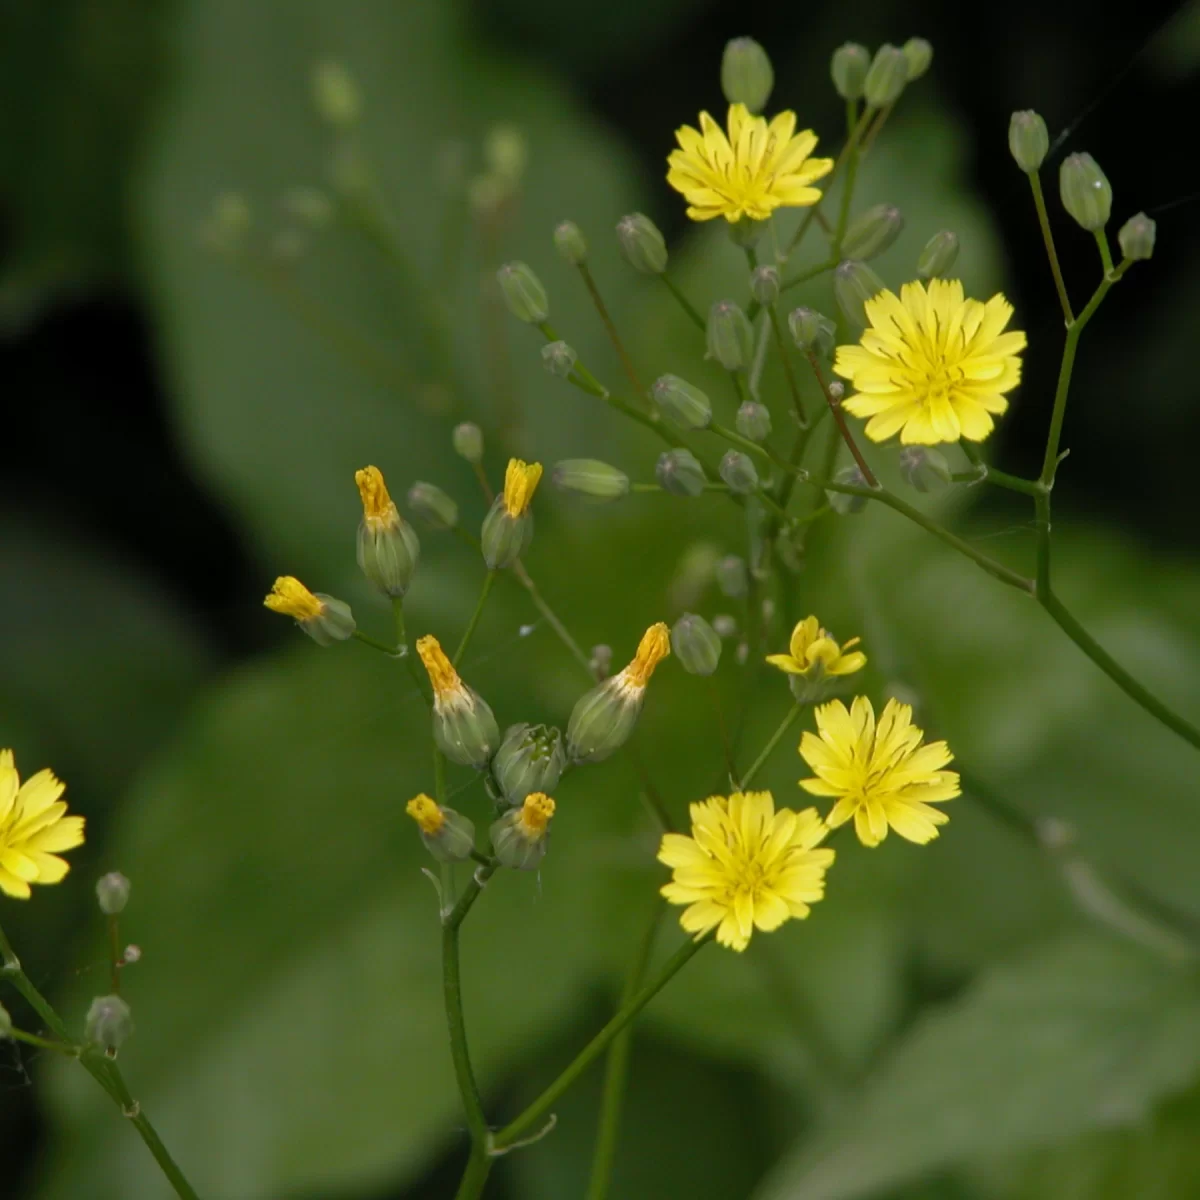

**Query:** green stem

left=1027, top=172, right=1074, bottom=325
left=392, top=597, right=432, bottom=705
left=805, top=351, right=877, bottom=486
left=492, top=934, right=711, bottom=1150
left=661, top=274, right=706, bottom=332
left=8, top=1027, right=78, bottom=1054
left=1094, top=228, right=1115, bottom=277
left=740, top=703, right=804, bottom=788
left=833, top=126, right=863, bottom=254
left=630, top=481, right=729, bottom=493
left=352, top=630, right=405, bottom=657
left=709, top=676, right=736, bottom=781
left=959, top=441, right=1043, bottom=497
left=777, top=255, right=839, bottom=301
left=455, top=570, right=497, bottom=666
left=510, top=562, right=594, bottom=678
left=578, top=263, right=644, bottom=394
left=454, top=1142, right=493, bottom=1200
left=766, top=307, right=809, bottom=429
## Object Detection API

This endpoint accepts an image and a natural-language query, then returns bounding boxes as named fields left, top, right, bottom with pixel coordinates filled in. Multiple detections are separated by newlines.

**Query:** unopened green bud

left=842, top=204, right=905, bottom=261
left=750, top=265, right=780, bottom=306
left=719, top=450, right=759, bottom=495
left=497, top=261, right=549, bottom=323
left=917, top=230, right=960, bottom=279
left=652, top=374, right=712, bottom=430
left=902, top=37, right=933, bottom=80
left=788, top=306, right=837, bottom=356
left=671, top=613, right=722, bottom=676
left=716, top=555, right=748, bottom=597
left=418, top=635, right=501, bottom=768
left=831, top=43, right=870, bottom=100
left=864, top=45, right=908, bottom=109
left=1118, top=212, right=1156, bottom=261
left=898, top=446, right=952, bottom=492
left=706, top=300, right=754, bottom=371
left=617, top=213, right=668, bottom=274
left=407, top=481, right=459, bottom=530
left=541, top=340, right=577, bottom=379
left=721, top=37, right=774, bottom=113
left=86, top=994, right=133, bottom=1051
left=1060, top=153, right=1112, bottom=231
left=0, top=1002, right=10, bottom=1039
left=1008, top=111, right=1049, bottom=173
left=828, top=465, right=869, bottom=515
left=736, top=401, right=772, bottom=442
left=96, top=872, right=130, bottom=915
left=834, top=260, right=887, bottom=328
left=406, top=795, right=476, bottom=863
left=484, top=125, right=528, bottom=187
left=481, top=497, right=533, bottom=569
left=491, top=793, right=555, bottom=870
left=283, top=187, right=333, bottom=228
left=312, top=62, right=361, bottom=128
left=355, top=466, right=420, bottom=597
left=656, top=448, right=707, bottom=496
left=552, top=459, right=629, bottom=502
left=453, top=422, right=483, bottom=464
left=491, top=724, right=567, bottom=806
left=553, top=220, right=588, bottom=265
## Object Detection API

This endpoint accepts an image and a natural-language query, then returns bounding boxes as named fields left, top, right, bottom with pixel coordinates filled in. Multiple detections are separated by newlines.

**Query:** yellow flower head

left=659, top=791, right=833, bottom=952
left=799, top=696, right=960, bottom=847
left=355, top=465, right=402, bottom=530
left=416, top=635, right=466, bottom=706
left=766, top=616, right=866, bottom=680
left=502, top=459, right=543, bottom=517
left=667, top=103, right=834, bottom=223
left=406, top=794, right=445, bottom=836
left=617, top=622, right=672, bottom=691
left=833, top=279, right=1027, bottom=446
left=0, top=750, right=85, bottom=899
left=263, top=576, right=324, bottom=621
left=516, top=792, right=556, bottom=840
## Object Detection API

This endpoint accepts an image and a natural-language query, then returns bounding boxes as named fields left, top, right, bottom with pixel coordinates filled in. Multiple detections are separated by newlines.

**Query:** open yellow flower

left=667, top=103, right=833, bottom=223
left=833, top=279, right=1026, bottom=445
left=798, top=697, right=960, bottom=847
left=766, top=616, right=866, bottom=680
left=659, top=791, right=834, bottom=952
left=0, top=751, right=85, bottom=899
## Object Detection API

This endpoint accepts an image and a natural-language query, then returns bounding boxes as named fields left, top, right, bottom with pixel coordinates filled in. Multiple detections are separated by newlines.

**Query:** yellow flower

left=619, top=622, right=671, bottom=690
left=833, top=278, right=1027, bottom=445
left=354, top=464, right=402, bottom=530
left=766, top=616, right=866, bottom=680
left=798, top=696, right=960, bottom=847
left=416, top=635, right=464, bottom=706
left=502, top=459, right=543, bottom=517
left=492, top=792, right=556, bottom=870
left=667, top=103, right=834, bottom=223
left=658, top=791, right=834, bottom=952
left=263, top=575, right=324, bottom=621
left=516, top=792, right=555, bottom=838
left=0, top=751, right=85, bottom=899
left=406, top=794, right=445, bottom=836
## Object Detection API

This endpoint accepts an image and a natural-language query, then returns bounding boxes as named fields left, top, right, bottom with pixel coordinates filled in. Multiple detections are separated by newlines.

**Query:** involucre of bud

left=656, top=448, right=707, bottom=496
left=828, top=465, right=869, bottom=515
left=407, top=481, right=459, bottom=530
left=86, top=994, right=133, bottom=1051
left=831, top=43, right=870, bottom=100
left=719, top=450, right=759, bottom=495
left=917, top=230, right=960, bottom=279
left=481, top=496, right=533, bottom=569
left=902, top=37, right=933, bottom=80
left=716, top=555, right=748, bottom=598
left=788, top=306, right=837, bottom=356
left=842, top=204, right=905, bottom=261
left=1059, top=153, right=1112, bottom=231
left=566, top=678, right=643, bottom=763
left=706, top=300, right=754, bottom=371
left=407, top=797, right=476, bottom=863
left=453, top=422, right=483, bottom=464
left=1008, top=110, right=1049, bottom=173
left=553, top=220, right=588, bottom=265
left=616, top=213, right=668, bottom=275
left=750, top=265, right=780, bottom=307
left=651, top=374, right=712, bottom=430
left=434, top=690, right=500, bottom=769
left=491, top=724, right=567, bottom=806
left=497, top=261, right=549, bottom=323
left=736, top=401, right=772, bottom=442
left=671, top=613, right=722, bottom=676
left=541, top=340, right=577, bottom=378
left=96, top=872, right=130, bottom=915
left=864, top=45, right=908, bottom=108
left=552, top=459, right=630, bottom=502
left=307, top=598, right=356, bottom=644
left=720, top=37, right=775, bottom=113
left=1118, top=212, right=1156, bottom=261
left=312, top=62, right=361, bottom=128
left=834, top=260, right=887, bottom=328
left=358, top=517, right=420, bottom=599
left=898, top=446, right=952, bottom=492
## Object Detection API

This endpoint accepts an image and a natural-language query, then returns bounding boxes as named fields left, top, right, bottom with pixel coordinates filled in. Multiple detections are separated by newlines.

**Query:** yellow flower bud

left=491, top=792, right=556, bottom=870
left=406, top=794, right=476, bottom=863
left=481, top=459, right=542, bottom=568
left=355, top=466, right=420, bottom=596
left=416, top=636, right=500, bottom=768
left=263, top=576, right=356, bottom=646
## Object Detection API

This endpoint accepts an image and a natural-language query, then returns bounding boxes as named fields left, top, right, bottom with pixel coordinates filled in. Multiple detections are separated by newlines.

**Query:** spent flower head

left=0, top=751, right=85, bottom=899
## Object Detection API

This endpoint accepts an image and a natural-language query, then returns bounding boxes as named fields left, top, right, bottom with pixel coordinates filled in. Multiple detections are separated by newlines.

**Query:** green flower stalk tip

left=831, top=43, right=870, bottom=101
left=651, top=374, right=712, bottom=430
left=719, top=450, right=759, bottom=495
left=706, top=300, right=754, bottom=371
left=86, top=994, right=134, bottom=1051
left=497, top=261, right=549, bottom=323
left=407, top=481, right=459, bottom=531
left=750, top=264, right=780, bottom=306
left=1008, top=110, right=1049, bottom=173
left=917, top=230, right=960, bottom=279
left=552, top=459, right=630, bottom=502
left=616, top=213, right=668, bottom=274
left=311, top=61, right=361, bottom=127
left=833, top=259, right=887, bottom=329
left=736, top=400, right=772, bottom=443
left=96, top=872, right=130, bottom=915
left=1118, top=212, right=1156, bottom=261
left=864, top=45, right=908, bottom=108
left=842, top=203, right=905, bottom=261
left=541, top=340, right=577, bottom=378
left=721, top=37, right=774, bottom=114
left=453, top=422, right=483, bottom=464
left=656, top=448, right=707, bottom=496
left=789, top=306, right=836, bottom=356
left=553, top=220, right=588, bottom=265
left=671, top=613, right=722, bottom=676
left=492, top=724, right=567, bottom=806
left=1059, top=152, right=1112, bottom=231
left=902, top=37, right=933, bottom=80
left=716, top=554, right=749, bottom=598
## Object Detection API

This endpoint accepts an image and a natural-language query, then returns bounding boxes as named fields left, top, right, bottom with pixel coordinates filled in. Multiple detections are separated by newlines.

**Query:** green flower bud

left=831, top=43, right=870, bottom=100
left=553, top=220, right=588, bottom=265
left=491, top=793, right=555, bottom=871
left=721, top=37, right=774, bottom=114
left=712, top=614, right=738, bottom=638
left=354, top=467, right=420, bottom=597
left=788, top=306, right=837, bottom=356
left=736, top=401, right=772, bottom=442
left=716, top=554, right=748, bottom=598
left=407, top=481, right=459, bottom=530
left=418, top=635, right=501, bottom=768
left=656, top=448, right=707, bottom=496
left=616, top=213, right=668, bottom=275
left=96, top=872, right=130, bottom=915
left=590, top=644, right=613, bottom=677
left=283, top=187, right=333, bottom=228
left=706, top=300, right=754, bottom=371
left=1059, top=152, right=1112, bottom=231
left=453, top=422, right=483, bottom=464
left=497, top=261, right=548, bottom=324
left=491, top=724, right=567, bottom=806
left=828, top=465, right=869, bottom=515
left=312, top=62, right=361, bottom=128
left=552, top=459, right=630, bottom=502
left=917, top=230, right=960, bottom=280
left=406, top=795, right=476, bottom=863
left=306, top=600, right=353, bottom=646
left=750, top=265, right=780, bottom=306
left=652, top=374, right=712, bottom=430
left=481, top=496, right=533, bottom=569
left=541, top=340, right=577, bottom=378
left=484, top=125, right=528, bottom=187
left=902, top=37, right=933, bottom=80
left=833, top=260, right=887, bottom=328
left=86, top=994, right=133, bottom=1051
left=1008, top=110, right=1049, bottom=173
left=0, top=1002, right=10, bottom=1039
left=719, top=450, right=759, bottom=495
left=864, top=45, right=908, bottom=109
left=671, top=613, right=722, bottom=676
left=842, top=204, right=905, bottom=261
left=1118, top=212, right=1156, bottom=261
left=898, top=446, right=952, bottom=492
